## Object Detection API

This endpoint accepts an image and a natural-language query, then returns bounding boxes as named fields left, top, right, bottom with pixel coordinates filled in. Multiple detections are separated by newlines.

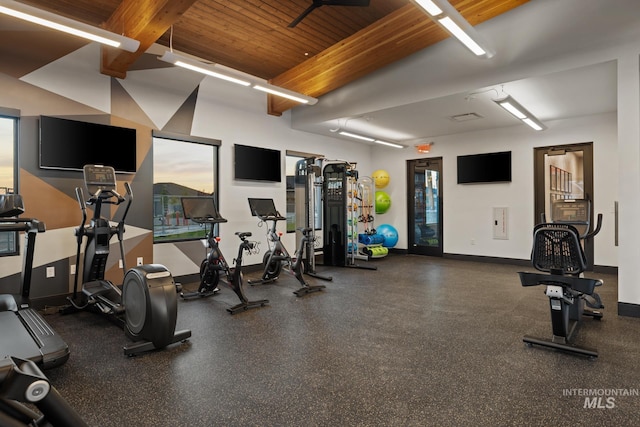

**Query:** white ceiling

left=291, top=0, right=639, bottom=146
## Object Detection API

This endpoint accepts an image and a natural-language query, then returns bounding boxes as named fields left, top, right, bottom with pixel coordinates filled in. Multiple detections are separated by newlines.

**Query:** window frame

left=152, top=130, right=220, bottom=243
left=0, top=108, right=20, bottom=257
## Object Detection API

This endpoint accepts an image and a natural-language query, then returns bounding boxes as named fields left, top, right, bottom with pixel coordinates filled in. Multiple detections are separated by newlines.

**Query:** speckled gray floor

left=39, top=254, right=640, bottom=426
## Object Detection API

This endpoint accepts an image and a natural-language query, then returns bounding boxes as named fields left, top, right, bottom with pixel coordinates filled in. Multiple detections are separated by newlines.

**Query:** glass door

left=407, top=157, right=443, bottom=256
left=534, top=143, right=594, bottom=268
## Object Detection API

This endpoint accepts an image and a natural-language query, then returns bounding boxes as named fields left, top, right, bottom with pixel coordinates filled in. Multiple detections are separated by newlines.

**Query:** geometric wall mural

left=0, top=40, right=210, bottom=302
left=118, top=67, right=203, bottom=130
left=20, top=44, right=112, bottom=113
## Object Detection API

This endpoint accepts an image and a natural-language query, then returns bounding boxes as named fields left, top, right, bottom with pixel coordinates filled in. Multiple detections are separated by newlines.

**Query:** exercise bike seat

left=519, top=272, right=602, bottom=295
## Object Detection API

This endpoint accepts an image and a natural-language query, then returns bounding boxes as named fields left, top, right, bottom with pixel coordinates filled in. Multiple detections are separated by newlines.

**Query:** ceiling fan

left=288, top=0, right=371, bottom=28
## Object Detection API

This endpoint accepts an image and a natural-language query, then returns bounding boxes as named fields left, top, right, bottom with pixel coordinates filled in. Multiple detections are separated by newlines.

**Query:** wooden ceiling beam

left=267, top=0, right=529, bottom=116
left=100, top=0, right=198, bottom=79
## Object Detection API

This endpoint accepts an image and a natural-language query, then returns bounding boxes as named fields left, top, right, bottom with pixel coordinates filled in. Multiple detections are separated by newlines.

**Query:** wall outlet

left=137, top=257, right=143, bottom=266
left=46, top=266, right=55, bottom=278
left=470, top=239, right=476, bottom=245
left=119, top=259, right=123, bottom=269
left=70, top=264, right=76, bottom=275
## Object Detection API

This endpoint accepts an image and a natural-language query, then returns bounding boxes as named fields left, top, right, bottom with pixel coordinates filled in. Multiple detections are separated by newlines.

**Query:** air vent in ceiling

left=449, top=112, right=483, bottom=122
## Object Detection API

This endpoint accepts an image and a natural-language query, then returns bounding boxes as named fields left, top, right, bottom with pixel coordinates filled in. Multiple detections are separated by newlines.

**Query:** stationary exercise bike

left=65, top=165, right=191, bottom=356
left=180, top=196, right=269, bottom=314
left=518, top=199, right=604, bottom=358
left=247, top=198, right=326, bottom=296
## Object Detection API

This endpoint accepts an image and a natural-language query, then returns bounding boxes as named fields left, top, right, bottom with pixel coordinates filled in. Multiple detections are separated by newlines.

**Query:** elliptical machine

left=65, top=165, right=191, bottom=356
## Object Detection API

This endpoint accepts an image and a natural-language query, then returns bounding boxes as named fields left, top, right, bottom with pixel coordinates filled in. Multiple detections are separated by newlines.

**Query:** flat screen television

left=39, top=116, right=137, bottom=173
left=234, top=144, right=281, bottom=182
left=457, top=151, right=512, bottom=184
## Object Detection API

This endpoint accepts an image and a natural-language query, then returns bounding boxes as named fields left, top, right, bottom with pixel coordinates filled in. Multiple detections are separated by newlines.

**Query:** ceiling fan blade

left=321, top=0, right=370, bottom=5
left=288, top=4, right=321, bottom=28
left=288, top=0, right=370, bottom=28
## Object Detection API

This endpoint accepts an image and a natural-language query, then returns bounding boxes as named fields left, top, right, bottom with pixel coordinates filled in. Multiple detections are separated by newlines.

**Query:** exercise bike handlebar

left=256, top=212, right=286, bottom=222
left=191, top=216, right=228, bottom=225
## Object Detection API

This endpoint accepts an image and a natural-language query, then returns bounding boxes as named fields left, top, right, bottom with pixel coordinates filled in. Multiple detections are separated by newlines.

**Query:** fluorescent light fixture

left=339, top=131, right=374, bottom=142
left=494, top=95, right=547, bottom=131
left=159, top=50, right=318, bottom=105
left=414, top=0, right=442, bottom=16
left=373, top=139, right=405, bottom=149
left=159, top=51, right=251, bottom=86
left=338, top=130, right=404, bottom=148
left=253, top=85, right=316, bottom=105
left=438, top=16, right=487, bottom=57
left=412, top=0, right=494, bottom=58
left=0, top=0, right=139, bottom=52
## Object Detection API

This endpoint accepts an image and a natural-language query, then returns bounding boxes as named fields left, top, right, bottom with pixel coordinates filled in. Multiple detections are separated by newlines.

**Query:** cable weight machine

left=321, top=160, right=377, bottom=270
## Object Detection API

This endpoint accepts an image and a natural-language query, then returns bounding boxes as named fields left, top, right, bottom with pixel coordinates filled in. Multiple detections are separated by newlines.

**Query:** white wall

left=372, top=112, right=618, bottom=266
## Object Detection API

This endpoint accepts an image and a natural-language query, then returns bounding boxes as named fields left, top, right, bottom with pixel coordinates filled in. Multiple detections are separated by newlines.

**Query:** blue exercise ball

left=376, top=224, right=398, bottom=248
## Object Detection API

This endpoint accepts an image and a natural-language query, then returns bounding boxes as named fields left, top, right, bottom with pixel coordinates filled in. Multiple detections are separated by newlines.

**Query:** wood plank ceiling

left=17, top=0, right=529, bottom=115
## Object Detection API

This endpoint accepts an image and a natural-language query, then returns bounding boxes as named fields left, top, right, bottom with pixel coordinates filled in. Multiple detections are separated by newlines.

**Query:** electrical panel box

left=493, top=207, right=508, bottom=239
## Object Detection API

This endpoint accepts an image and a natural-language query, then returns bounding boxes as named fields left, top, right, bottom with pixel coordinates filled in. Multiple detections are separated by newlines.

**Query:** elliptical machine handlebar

left=75, top=187, right=87, bottom=241
left=85, top=187, right=125, bottom=206
left=584, top=213, right=603, bottom=240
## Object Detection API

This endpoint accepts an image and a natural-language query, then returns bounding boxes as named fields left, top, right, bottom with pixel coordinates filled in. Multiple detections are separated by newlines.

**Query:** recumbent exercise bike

left=179, top=196, right=269, bottom=314
left=65, top=165, right=191, bottom=356
left=246, top=198, right=326, bottom=296
left=518, top=199, right=603, bottom=358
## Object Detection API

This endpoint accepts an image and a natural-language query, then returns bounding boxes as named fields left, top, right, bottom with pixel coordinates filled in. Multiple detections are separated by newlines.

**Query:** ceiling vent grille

left=449, top=112, right=483, bottom=122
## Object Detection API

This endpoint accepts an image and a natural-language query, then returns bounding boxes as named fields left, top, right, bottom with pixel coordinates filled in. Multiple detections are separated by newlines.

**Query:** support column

left=617, top=52, right=640, bottom=316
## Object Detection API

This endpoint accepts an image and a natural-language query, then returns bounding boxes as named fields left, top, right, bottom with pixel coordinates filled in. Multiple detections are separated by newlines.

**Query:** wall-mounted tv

left=234, top=144, right=281, bottom=182
left=39, top=116, right=137, bottom=173
left=457, top=151, right=512, bottom=184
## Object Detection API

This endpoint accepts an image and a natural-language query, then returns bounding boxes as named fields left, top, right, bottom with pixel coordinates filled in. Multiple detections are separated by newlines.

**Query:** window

left=0, top=110, right=18, bottom=256
left=152, top=131, right=220, bottom=242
